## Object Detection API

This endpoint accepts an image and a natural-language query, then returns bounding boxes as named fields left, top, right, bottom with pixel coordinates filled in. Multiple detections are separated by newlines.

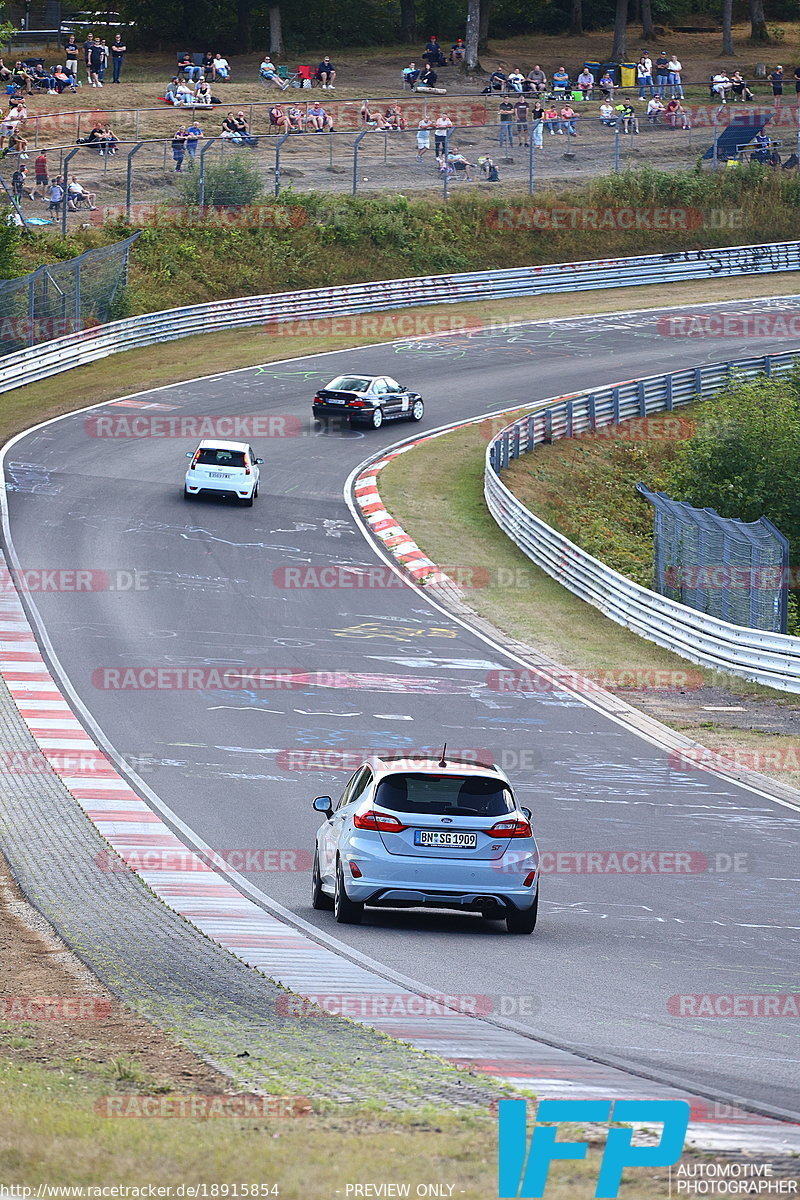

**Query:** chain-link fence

left=637, top=483, right=790, bottom=634
left=0, top=234, right=138, bottom=354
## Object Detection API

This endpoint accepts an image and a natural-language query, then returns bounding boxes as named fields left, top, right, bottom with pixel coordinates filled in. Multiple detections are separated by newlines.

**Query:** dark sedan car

left=312, top=374, right=425, bottom=430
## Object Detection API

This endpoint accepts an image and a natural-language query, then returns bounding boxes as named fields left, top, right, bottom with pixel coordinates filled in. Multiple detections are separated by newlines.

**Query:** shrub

left=180, top=154, right=264, bottom=208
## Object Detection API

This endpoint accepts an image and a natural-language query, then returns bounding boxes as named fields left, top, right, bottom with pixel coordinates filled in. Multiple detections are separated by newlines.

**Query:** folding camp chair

left=296, top=64, right=315, bottom=88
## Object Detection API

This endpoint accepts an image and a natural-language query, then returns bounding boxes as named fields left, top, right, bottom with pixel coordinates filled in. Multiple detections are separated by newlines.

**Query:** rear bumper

left=313, top=404, right=370, bottom=424
left=185, top=473, right=255, bottom=498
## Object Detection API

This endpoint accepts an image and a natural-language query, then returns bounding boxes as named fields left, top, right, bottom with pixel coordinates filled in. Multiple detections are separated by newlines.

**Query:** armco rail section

left=0, top=240, right=799, bottom=390
left=485, top=352, right=800, bottom=694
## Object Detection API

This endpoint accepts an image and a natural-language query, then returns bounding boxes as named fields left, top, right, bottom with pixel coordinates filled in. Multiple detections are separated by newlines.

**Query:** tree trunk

left=610, top=0, right=627, bottom=62
left=641, top=0, right=654, bottom=40
left=236, top=0, right=253, bottom=53
left=479, top=0, right=492, bottom=50
left=722, top=0, right=734, bottom=55
left=569, top=0, right=582, bottom=38
left=749, top=0, right=769, bottom=41
left=269, top=6, right=283, bottom=57
left=465, top=0, right=480, bottom=71
left=399, top=0, right=416, bottom=44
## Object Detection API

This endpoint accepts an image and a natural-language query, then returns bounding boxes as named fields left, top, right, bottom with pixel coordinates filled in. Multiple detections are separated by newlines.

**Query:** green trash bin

left=620, top=62, right=637, bottom=88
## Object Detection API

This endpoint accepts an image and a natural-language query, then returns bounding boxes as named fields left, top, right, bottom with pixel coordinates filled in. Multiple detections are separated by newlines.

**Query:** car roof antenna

left=438, top=743, right=447, bottom=768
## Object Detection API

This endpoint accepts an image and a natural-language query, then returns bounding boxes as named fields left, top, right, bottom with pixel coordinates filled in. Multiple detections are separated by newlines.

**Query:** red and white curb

left=0, top=554, right=797, bottom=1148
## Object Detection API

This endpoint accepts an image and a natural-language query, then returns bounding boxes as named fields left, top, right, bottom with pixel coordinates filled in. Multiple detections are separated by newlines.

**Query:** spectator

left=33, top=148, right=48, bottom=196
left=30, top=64, right=55, bottom=93
left=202, top=51, right=214, bottom=79
left=544, top=103, right=559, bottom=134
left=269, top=103, right=289, bottom=132
left=212, top=53, right=230, bottom=82
left=52, top=64, right=76, bottom=93
left=0, top=106, right=21, bottom=150
left=185, top=120, right=203, bottom=160
left=306, top=102, right=333, bottom=132
left=418, top=64, right=438, bottom=89
left=316, top=56, right=335, bottom=89
left=83, top=33, right=94, bottom=80
left=360, top=98, right=375, bottom=124
left=47, top=176, right=63, bottom=214
left=403, top=62, right=420, bottom=87
left=560, top=102, right=577, bottom=136
left=770, top=65, right=783, bottom=104
left=11, top=163, right=25, bottom=201
left=577, top=67, right=594, bottom=100
left=260, top=56, right=288, bottom=89
left=195, top=77, right=212, bottom=104
left=447, top=149, right=475, bottom=180
left=527, top=65, right=547, bottom=94
left=654, top=49, right=669, bottom=97
left=171, top=127, right=187, bottom=171
left=498, top=97, right=514, bottom=147
left=599, top=100, right=616, bottom=126
left=174, top=78, right=195, bottom=105
left=507, top=66, right=525, bottom=92
left=101, top=122, right=118, bottom=155
left=287, top=104, right=304, bottom=131
left=178, top=52, right=201, bottom=82
left=6, top=125, right=29, bottom=158
left=413, top=115, right=430, bottom=161
left=478, top=154, right=499, bottom=180
left=665, top=97, right=689, bottom=128
left=165, top=76, right=180, bottom=103
left=667, top=55, right=683, bottom=98
left=531, top=99, right=544, bottom=147
left=647, top=96, right=665, bottom=123
left=731, top=71, right=754, bottom=102
left=599, top=70, right=615, bottom=100
left=97, top=39, right=109, bottom=83
left=552, top=66, right=570, bottom=96
left=618, top=100, right=639, bottom=133
left=434, top=111, right=452, bottom=155
left=111, top=33, right=126, bottom=83
left=637, top=55, right=653, bottom=98
left=795, top=65, right=800, bottom=97
left=221, top=110, right=238, bottom=138
left=11, top=62, right=32, bottom=95
left=514, top=96, right=529, bottom=145
left=450, top=38, right=465, bottom=63
left=423, top=36, right=445, bottom=66
left=712, top=72, right=732, bottom=102
left=384, top=104, right=406, bottom=130
left=488, top=68, right=507, bottom=93
left=88, top=37, right=105, bottom=87
left=67, top=175, right=96, bottom=209
left=63, top=36, right=79, bottom=80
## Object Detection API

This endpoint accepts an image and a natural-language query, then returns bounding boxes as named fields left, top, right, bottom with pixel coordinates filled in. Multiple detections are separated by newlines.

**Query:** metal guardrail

left=1, top=239, right=800, bottom=392
left=484, top=352, right=800, bottom=693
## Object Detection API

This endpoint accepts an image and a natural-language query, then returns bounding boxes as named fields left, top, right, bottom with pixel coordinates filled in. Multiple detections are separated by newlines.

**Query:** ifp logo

left=498, top=1098, right=689, bottom=1197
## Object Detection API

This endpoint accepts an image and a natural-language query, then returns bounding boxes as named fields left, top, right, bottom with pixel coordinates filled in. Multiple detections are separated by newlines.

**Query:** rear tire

left=506, top=892, right=538, bottom=934
left=410, top=398, right=424, bottom=421
left=183, top=485, right=194, bottom=500
left=242, top=494, right=254, bottom=507
left=311, top=849, right=334, bottom=911
left=334, top=859, right=364, bottom=924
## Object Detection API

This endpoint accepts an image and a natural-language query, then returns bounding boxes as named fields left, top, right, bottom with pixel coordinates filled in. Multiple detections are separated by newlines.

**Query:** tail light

left=244, top=457, right=251, bottom=476
left=349, top=861, right=362, bottom=878
left=353, top=808, right=408, bottom=833
left=348, top=399, right=367, bottom=408
left=189, top=451, right=200, bottom=471
left=523, top=870, right=537, bottom=887
left=485, top=818, right=532, bottom=839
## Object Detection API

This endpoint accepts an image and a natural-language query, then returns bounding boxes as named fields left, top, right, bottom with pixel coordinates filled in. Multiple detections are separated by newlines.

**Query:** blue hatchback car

left=311, top=753, right=540, bottom=934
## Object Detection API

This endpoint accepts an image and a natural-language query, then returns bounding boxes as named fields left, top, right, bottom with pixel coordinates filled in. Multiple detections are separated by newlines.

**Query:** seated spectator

left=560, top=102, right=577, bottom=136
left=552, top=66, right=570, bottom=95
left=447, top=148, right=474, bottom=179
left=174, top=79, right=195, bottom=105
left=195, top=77, right=212, bottom=104
left=665, top=97, right=689, bottom=128
left=5, top=125, right=29, bottom=158
left=287, top=104, right=304, bottom=131
left=100, top=122, right=118, bottom=155
left=731, top=71, right=754, bottom=102
left=577, top=67, right=594, bottom=99
left=423, top=36, right=445, bottom=66
left=306, top=101, right=334, bottom=131
left=450, top=38, right=465, bottom=63
left=385, top=103, right=406, bottom=130
left=507, top=66, right=525, bottom=92
left=30, top=63, right=55, bottom=92
left=599, top=70, right=615, bottom=99
left=360, top=98, right=376, bottom=124
left=0, top=106, right=21, bottom=150
left=599, top=100, right=616, bottom=126
left=221, top=110, right=238, bottom=138
left=712, top=72, right=731, bottom=102
left=646, top=96, right=665, bottom=122
left=51, top=64, right=76, bottom=93
left=261, top=56, right=288, bottom=89
left=418, top=64, right=438, bottom=89
left=165, top=77, right=181, bottom=103
left=269, top=103, right=291, bottom=133
left=0, top=59, right=11, bottom=82
left=527, top=65, right=547, bottom=94
left=488, top=68, right=506, bottom=93
left=67, top=175, right=97, bottom=210
left=617, top=100, right=639, bottom=133
left=316, top=56, right=335, bottom=88
left=178, top=53, right=202, bottom=82
left=202, top=50, right=214, bottom=78
left=403, top=62, right=420, bottom=87
left=233, top=110, right=258, bottom=146
left=11, top=62, right=32, bottom=95
left=544, top=103, right=559, bottom=133
left=212, top=53, right=230, bottom=81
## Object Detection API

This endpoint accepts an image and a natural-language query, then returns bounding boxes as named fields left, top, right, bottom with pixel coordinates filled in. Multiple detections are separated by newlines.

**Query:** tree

left=610, top=0, right=628, bottom=63
left=570, top=0, right=582, bottom=38
left=641, top=0, right=653, bottom=40
left=722, top=0, right=734, bottom=56
left=749, top=0, right=769, bottom=42
left=269, top=4, right=283, bottom=56
left=479, top=0, right=491, bottom=50
left=399, top=0, right=416, bottom=43
left=465, top=0, right=480, bottom=71
left=236, top=0, right=253, bottom=52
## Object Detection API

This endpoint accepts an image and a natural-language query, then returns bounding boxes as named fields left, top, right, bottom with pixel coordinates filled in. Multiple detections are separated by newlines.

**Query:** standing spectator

left=212, top=53, right=230, bottom=81
left=434, top=112, right=452, bottom=156
left=111, top=33, right=126, bottom=83
left=316, top=56, right=336, bottom=89
left=531, top=99, right=544, bottom=147
left=527, top=65, right=547, bottom=94
left=47, top=176, right=63, bottom=214
left=83, top=33, right=94, bottom=81
left=33, top=148, right=48, bottom=197
left=97, top=40, right=109, bottom=83
left=514, top=95, right=530, bottom=145
left=637, top=55, right=654, bottom=98
left=544, top=102, right=559, bottom=134
left=560, top=102, right=577, bottom=136
left=88, top=38, right=104, bottom=87
left=64, top=35, right=79, bottom=81
left=450, top=38, right=465, bottom=63
left=171, top=127, right=187, bottom=171
left=654, top=49, right=669, bottom=97
left=498, top=97, right=514, bottom=148
left=770, top=65, right=784, bottom=105
left=794, top=65, right=800, bottom=97
left=577, top=67, right=594, bottom=100
left=667, top=55, right=683, bottom=98
left=185, top=120, right=203, bottom=161
left=11, top=163, right=25, bottom=201
left=415, top=115, right=431, bottom=161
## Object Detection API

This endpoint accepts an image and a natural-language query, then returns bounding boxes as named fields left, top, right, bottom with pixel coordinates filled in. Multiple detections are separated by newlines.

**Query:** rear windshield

left=327, top=376, right=371, bottom=392
left=196, top=448, right=246, bottom=467
left=374, top=773, right=514, bottom=817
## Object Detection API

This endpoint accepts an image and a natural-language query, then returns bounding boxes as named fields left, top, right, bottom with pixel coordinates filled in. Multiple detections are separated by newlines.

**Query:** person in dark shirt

left=423, top=36, right=445, bottom=66
left=418, top=64, right=437, bottom=88
left=498, top=98, right=514, bottom=148
left=111, top=33, right=126, bottom=83
left=770, top=65, right=784, bottom=103
left=450, top=38, right=465, bottom=63
left=316, top=56, right=335, bottom=88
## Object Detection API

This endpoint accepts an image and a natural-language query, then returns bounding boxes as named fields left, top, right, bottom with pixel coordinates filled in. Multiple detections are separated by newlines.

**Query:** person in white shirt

left=577, top=68, right=594, bottom=99
left=712, top=72, right=731, bottom=102
left=637, top=55, right=653, bottom=98
left=599, top=100, right=616, bottom=126
left=647, top=96, right=665, bottom=122
left=667, top=56, right=683, bottom=98
left=507, top=67, right=525, bottom=92
left=260, top=56, right=287, bottom=89
left=212, top=53, right=230, bottom=81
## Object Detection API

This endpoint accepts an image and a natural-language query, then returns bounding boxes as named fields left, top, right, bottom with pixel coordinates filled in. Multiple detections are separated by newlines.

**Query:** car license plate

left=209, top=472, right=231, bottom=479
left=325, top=397, right=346, bottom=405
left=414, top=830, right=477, bottom=849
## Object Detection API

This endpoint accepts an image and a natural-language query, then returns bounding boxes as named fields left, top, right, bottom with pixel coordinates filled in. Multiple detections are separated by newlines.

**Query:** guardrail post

left=61, top=145, right=80, bottom=237
left=527, top=413, right=536, bottom=447
left=763, top=355, right=772, bottom=377
left=664, top=375, right=673, bottom=410
left=125, top=141, right=144, bottom=222
left=353, top=129, right=368, bottom=195
left=587, top=393, right=596, bottom=430
left=612, top=387, right=620, bottom=424
left=512, top=423, right=520, bottom=458
left=274, top=130, right=290, bottom=197
left=694, top=366, right=703, bottom=396
left=566, top=399, right=573, bottom=437
left=638, top=379, right=646, bottom=417
left=543, top=409, right=553, bottom=444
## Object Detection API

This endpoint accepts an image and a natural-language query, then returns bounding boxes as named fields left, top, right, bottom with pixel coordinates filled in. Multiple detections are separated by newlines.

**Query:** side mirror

left=313, top=795, right=333, bottom=818
left=521, top=806, right=532, bottom=821
left=185, top=451, right=193, bottom=458
left=255, top=458, right=264, bottom=465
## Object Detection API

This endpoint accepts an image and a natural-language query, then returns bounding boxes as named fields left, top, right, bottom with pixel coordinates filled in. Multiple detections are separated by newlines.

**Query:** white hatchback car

left=312, top=753, right=540, bottom=934
left=184, top=440, right=263, bottom=506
